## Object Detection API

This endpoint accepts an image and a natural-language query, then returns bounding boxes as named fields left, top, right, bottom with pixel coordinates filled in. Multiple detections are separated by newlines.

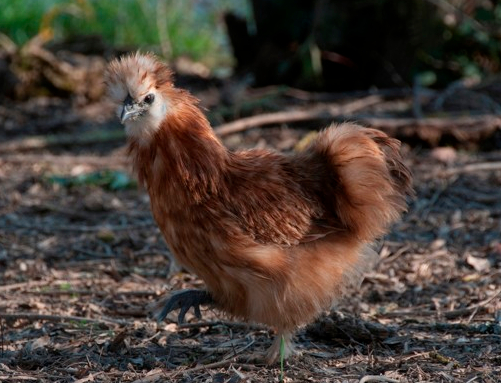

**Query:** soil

left=1, top=83, right=500, bottom=383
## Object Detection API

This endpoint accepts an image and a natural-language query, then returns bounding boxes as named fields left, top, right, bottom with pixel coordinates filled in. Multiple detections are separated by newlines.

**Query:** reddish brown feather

left=106, top=53, right=413, bottom=357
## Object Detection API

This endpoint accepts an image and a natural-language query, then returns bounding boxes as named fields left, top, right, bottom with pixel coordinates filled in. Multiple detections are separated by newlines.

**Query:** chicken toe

left=156, top=289, right=213, bottom=324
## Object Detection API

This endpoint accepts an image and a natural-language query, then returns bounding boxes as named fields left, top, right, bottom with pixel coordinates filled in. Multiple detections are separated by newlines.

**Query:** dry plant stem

left=381, top=306, right=485, bottom=320
left=0, top=313, right=128, bottom=326
left=360, top=114, right=501, bottom=142
left=442, top=162, right=501, bottom=177
left=1, top=318, right=4, bottom=356
left=0, top=280, right=52, bottom=293
left=156, top=0, right=172, bottom=59
left=5, top=220, right=154, bottom=233
left=198, top=339, right=251, bottom=353
left=222, top=340, right=256, bottom=360
left=466, top=288, right=501, bottom=324
left=169, top=359, right=236, bottom=378
left=0, top=153, right=128, bottom=166
left=130, top=368, right=166, bottom=383
left=214, top=98, right=501, bottom=146
left=73, top=372, right=104, bottom=383
left=0, top=375, right=38, bottom=381
left=384, top=288, right=501, bottom=322
left=283, top=87, right=420, bottom=102
left=358, top=376, right=399, bottom=383
left=29, top=289, right=159, bottom=297
left=0, top=129, right=125, bottom=154
left=214, top=95, right=383, bottom=136
left=177, top=320, right=267, bottom=331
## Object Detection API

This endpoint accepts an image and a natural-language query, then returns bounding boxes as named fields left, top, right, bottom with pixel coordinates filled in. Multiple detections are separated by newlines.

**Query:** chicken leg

left=156, top=289, right=214, bottom=324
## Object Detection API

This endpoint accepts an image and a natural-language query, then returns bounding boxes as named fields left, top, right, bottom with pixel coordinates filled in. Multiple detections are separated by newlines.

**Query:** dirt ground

left=0, top=87, right=500, bottom=383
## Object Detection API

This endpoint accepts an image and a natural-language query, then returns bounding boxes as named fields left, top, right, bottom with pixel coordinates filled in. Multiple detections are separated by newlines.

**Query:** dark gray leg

left=156, top=289, right=214, bottom=324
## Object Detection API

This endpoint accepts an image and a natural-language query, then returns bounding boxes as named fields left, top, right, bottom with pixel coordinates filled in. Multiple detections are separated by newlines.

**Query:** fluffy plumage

left=105, top=52, right=413, bottom=363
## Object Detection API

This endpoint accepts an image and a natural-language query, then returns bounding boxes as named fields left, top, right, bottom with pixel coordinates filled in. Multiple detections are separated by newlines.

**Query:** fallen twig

left=0, top=313, right=129, bottom=326
left=131, top=368, right=166, bottom=383
left=0, top=375, right=39, bottom=381
left=379, top=306, right=488, bottom=320
left=170, top=359, right=236, bottom=377
left=404, top=321, right=501, bottom=334
left=382, top=288, right=501, bottom=322
left=467, top=288, right=501, bottom=324
left=73, top=372, right=104, bottom=383
left=0, top=153, right=128, bottom=166
left=2, top=219, right=154, bottom=233
left=215, top=111, right=501, bottom=147
left=354, top=114, right=501, bottom=144
left=441, top=162, right=501, bottom=177
left=359, top=376, right=399, bottom=383
left=0, top=280, right=51, bottom=293
left=0, top=129, right=125, bottom=154
left=283, top=86, right=420, bottom=102
left=177, top=320, right=267, bottom=331
left=28, top=289, right=160, bottom=297
left=214, top=95, right=383, bottom=136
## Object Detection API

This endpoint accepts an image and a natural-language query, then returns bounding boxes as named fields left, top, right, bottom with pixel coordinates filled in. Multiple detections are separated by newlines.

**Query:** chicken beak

left=120, top=95, right=140, bottom=123
left=120, top=105, right=137, bottom=123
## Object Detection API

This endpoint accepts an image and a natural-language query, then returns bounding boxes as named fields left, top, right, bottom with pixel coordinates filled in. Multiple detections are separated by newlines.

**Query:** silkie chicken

left=105, top=52, right=413, bottom=363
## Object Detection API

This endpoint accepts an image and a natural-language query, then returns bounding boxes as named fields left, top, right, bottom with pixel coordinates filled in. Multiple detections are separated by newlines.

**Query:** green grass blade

left=280, top=334, right=285, bottom=382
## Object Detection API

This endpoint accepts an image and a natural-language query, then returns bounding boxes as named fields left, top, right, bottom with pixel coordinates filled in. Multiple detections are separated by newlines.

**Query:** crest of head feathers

left=105, top=52, right=174, bottom=104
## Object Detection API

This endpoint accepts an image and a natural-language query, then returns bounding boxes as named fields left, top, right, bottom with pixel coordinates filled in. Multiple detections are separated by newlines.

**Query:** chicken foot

left=266, top=332, right=295, bottom=364
left=156, top=289, right=214, bottom=324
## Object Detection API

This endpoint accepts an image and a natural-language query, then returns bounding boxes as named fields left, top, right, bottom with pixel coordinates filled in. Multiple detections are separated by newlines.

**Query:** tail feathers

left=315, top=123, right=413, bottom=242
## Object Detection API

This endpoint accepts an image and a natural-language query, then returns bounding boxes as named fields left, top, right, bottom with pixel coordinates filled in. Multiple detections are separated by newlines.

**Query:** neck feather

left=128, top=105, right=228, bottom=204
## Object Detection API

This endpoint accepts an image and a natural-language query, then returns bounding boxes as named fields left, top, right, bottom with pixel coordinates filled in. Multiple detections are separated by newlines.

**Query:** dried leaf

left=466, top=254, right=491, bottom=272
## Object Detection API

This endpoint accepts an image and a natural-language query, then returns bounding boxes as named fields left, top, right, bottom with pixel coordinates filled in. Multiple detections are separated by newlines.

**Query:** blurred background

left=1, top=0, right=500, bottom=98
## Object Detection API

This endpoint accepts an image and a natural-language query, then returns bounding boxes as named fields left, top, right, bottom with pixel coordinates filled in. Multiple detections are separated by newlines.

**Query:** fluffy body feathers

left=106, top=52, right=413, bottom=362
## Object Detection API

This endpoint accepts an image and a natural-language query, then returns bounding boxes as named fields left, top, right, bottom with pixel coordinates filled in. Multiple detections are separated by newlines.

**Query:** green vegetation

left=0, top=0, right=249, bottom=68
left=48, top=170, right=136, bottom=190
left=1, top=1, right=498, bottom=88
left=279, top=334, right=285, bottom=382
left=59, top=282, right=72, bottom=291
left=416, top=2, right=501, bottom=86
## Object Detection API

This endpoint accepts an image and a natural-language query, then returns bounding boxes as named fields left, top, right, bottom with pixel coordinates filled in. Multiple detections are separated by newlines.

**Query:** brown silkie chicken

left=105, top=52, right=413, bottom=363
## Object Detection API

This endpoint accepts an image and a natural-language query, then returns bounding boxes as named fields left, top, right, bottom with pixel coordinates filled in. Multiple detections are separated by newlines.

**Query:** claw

left=156, top=289, right=213, bottom=324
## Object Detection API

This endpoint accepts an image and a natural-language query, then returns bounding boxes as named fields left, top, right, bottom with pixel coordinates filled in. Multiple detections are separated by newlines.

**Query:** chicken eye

left=144, top=94, right=155, bottom=104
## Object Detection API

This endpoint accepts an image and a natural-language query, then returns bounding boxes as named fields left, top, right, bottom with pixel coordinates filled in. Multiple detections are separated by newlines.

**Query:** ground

left=0, top=87, right=500, bottom=383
